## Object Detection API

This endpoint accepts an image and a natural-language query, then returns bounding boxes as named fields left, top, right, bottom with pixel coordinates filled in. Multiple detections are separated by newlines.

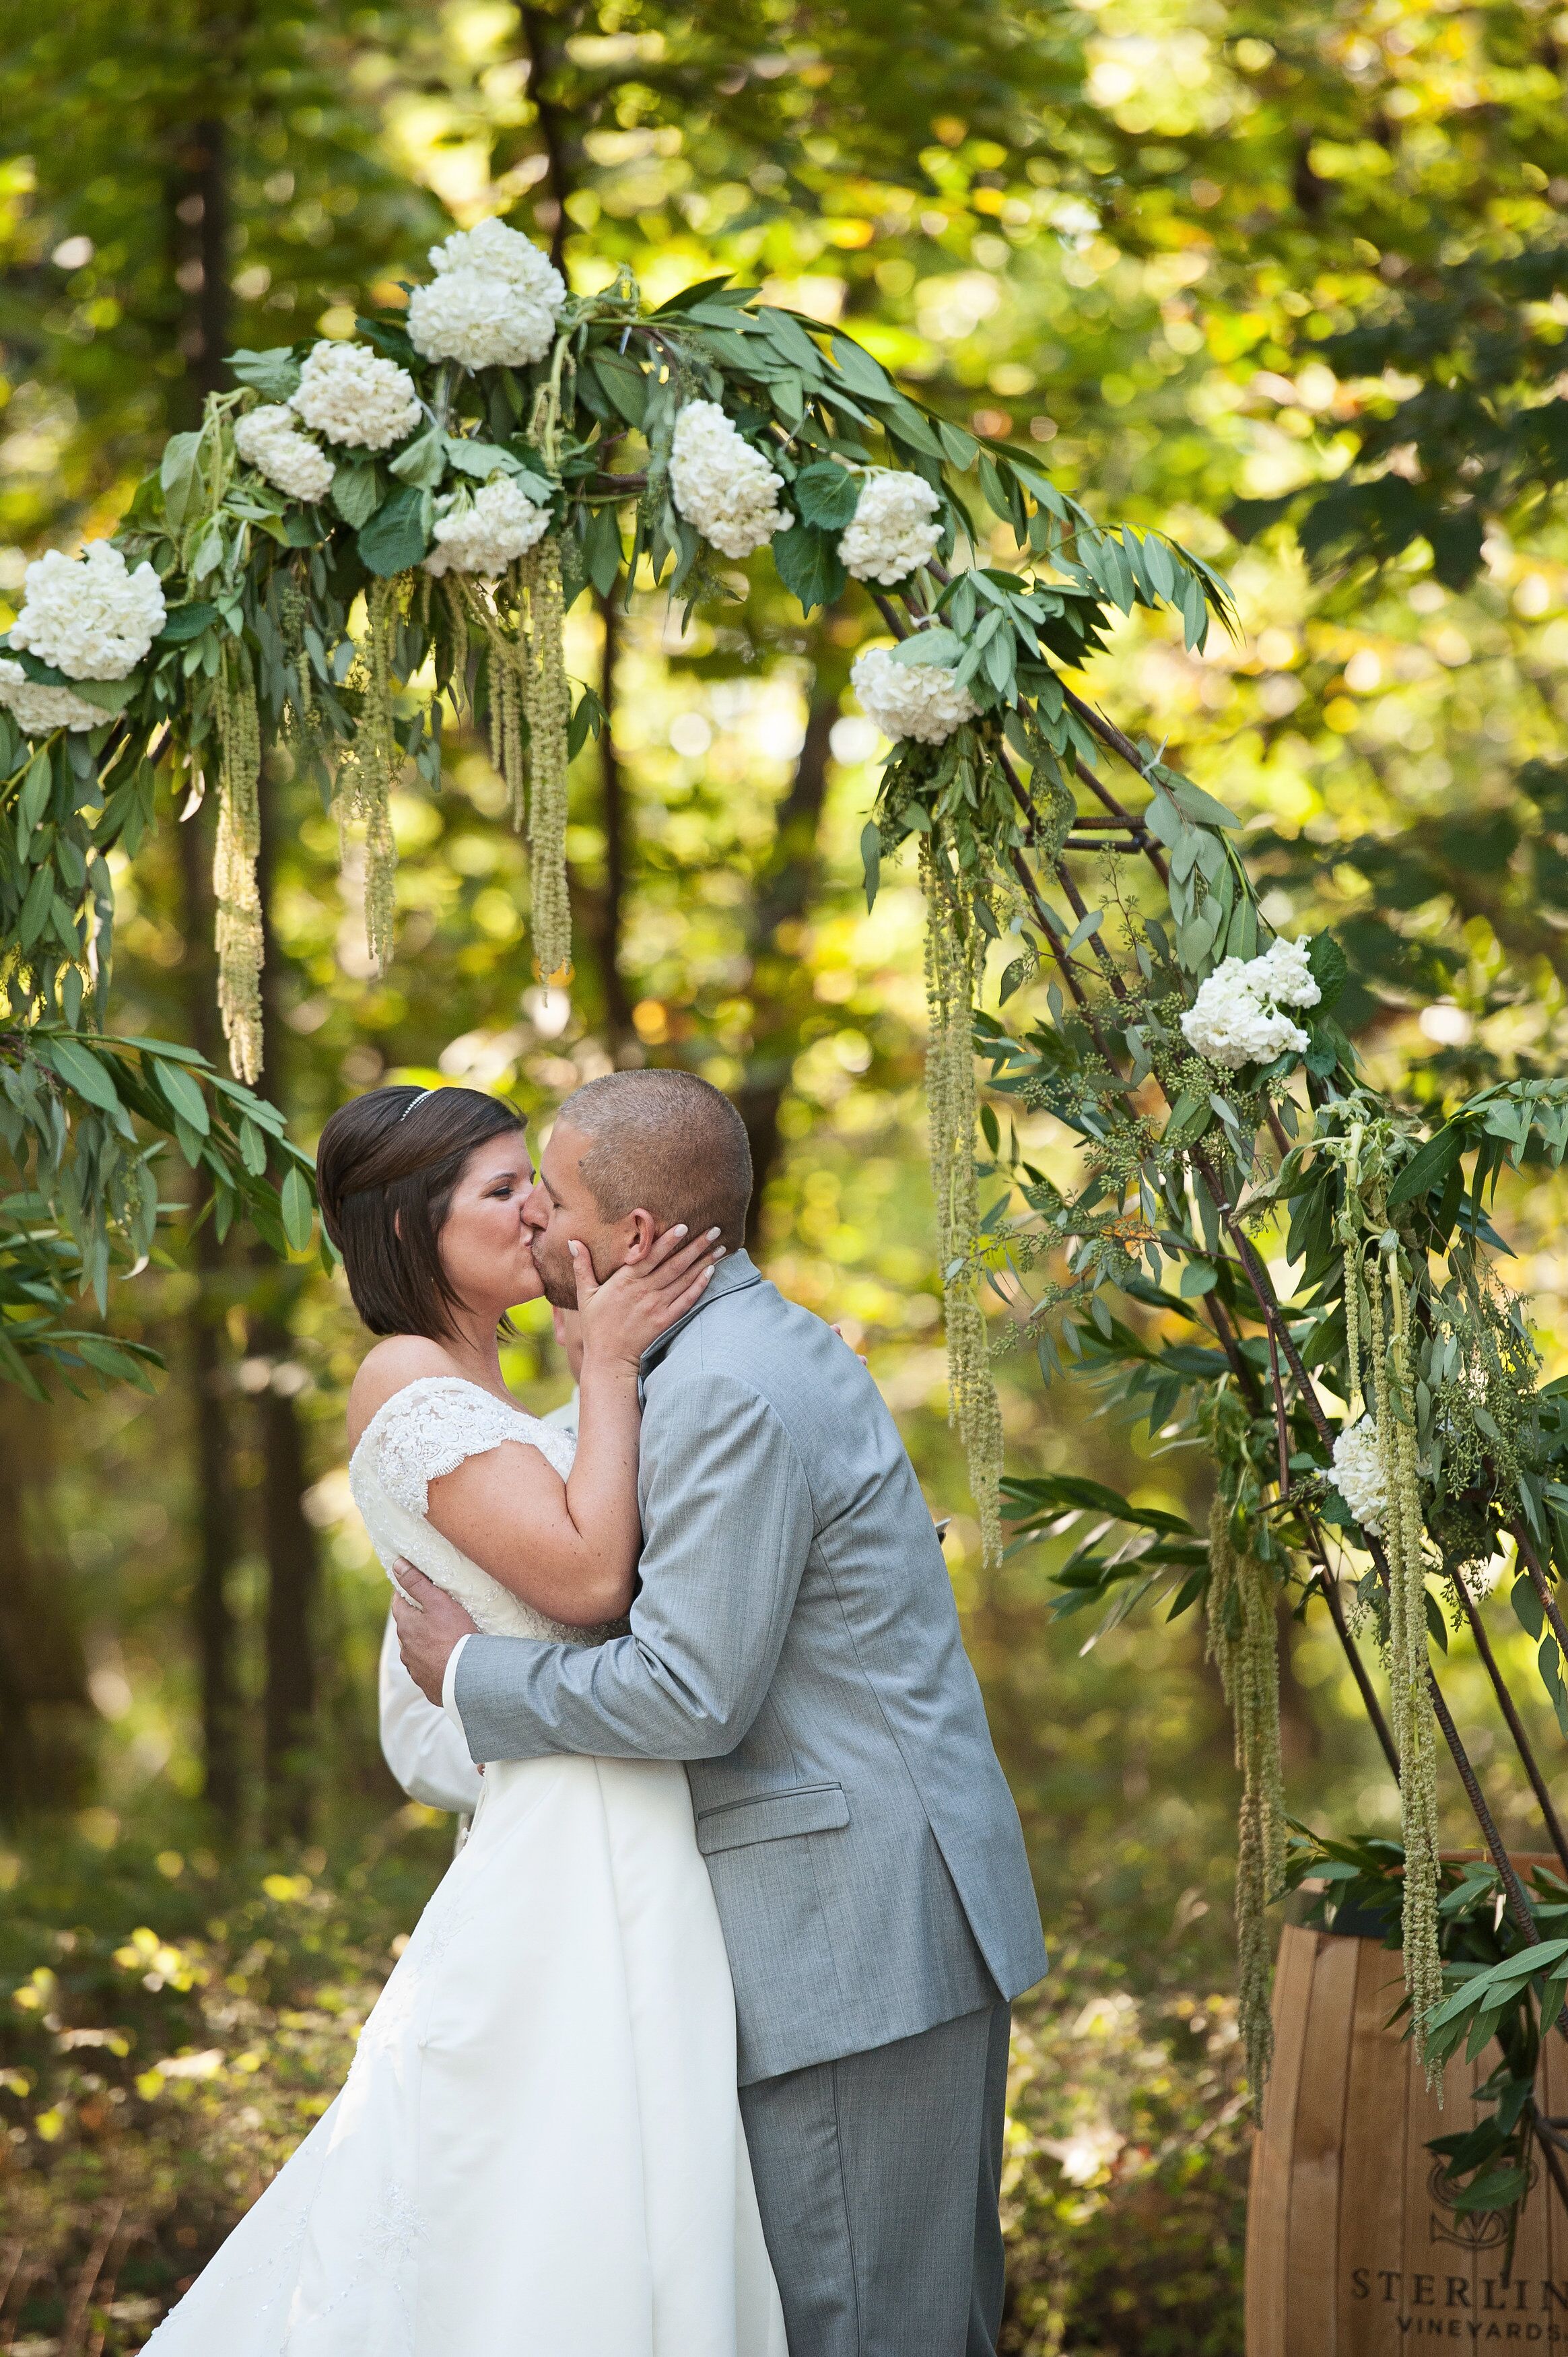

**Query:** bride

left=145, top=1081, right=787, bottom=2357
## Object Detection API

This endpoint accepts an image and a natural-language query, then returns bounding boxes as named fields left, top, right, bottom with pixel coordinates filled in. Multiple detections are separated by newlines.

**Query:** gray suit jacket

left=456, top=1251, right=1047, bottom=2082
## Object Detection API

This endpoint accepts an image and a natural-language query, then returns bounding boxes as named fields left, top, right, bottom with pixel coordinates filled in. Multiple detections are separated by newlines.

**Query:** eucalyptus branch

left=1511, top=1520, right=1568, bottom=1663
left=1450, top=1557, right=1568, bottom=1877
left=1305, top=1533, right=1401, bottom=1781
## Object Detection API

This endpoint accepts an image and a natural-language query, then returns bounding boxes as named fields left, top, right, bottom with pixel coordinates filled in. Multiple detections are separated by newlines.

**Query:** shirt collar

left=638, top=1246, right=762, bottom=1379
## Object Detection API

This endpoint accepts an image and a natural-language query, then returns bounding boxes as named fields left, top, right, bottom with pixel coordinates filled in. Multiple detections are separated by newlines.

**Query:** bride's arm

left=419, top=1226, right=722, bottom=1626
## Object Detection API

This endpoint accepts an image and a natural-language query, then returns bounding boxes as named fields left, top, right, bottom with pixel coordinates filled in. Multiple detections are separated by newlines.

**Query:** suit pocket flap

left=695, top=1783, right=850, bottom=1855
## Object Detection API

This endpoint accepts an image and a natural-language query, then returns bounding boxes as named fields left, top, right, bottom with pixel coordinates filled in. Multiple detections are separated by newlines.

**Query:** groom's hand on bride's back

left=393, top=1564, right=479, bottom=1705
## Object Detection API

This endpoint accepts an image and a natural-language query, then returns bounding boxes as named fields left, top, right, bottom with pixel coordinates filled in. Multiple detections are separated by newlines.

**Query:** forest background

left=5, top=0, right=1568, bottom=2348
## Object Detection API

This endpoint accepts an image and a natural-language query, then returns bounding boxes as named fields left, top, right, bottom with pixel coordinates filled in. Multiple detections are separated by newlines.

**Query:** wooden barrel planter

left=1247, top=1908, right=1568, bottom=2352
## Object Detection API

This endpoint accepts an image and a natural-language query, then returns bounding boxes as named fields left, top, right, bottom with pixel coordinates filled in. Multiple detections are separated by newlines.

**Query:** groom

left=395, top=1069, right=1046, bottom=2356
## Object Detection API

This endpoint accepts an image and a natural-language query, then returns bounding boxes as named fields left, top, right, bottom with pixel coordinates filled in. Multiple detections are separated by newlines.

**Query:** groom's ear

left=621, top=1207, right=658, bottom=1262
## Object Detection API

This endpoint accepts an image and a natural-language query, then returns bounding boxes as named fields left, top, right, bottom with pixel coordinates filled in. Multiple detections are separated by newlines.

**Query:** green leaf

left=18, top=863, right=53, bottom=950
left=155, top=602, right=219, bottom=647
left=580, top=501, right=623, bottom=599
left=159, top=431, right=202, bottom=529
left=827, top=332, right=895, bottom=401
left=860, top=820, right=881, bottom=912
left=40, top=1037, right=122, bottom=1115
left=586, top=350, right=647, bottom=428
left=1167, top=778, right=1241, bottom=830
left=239, top=1117, right=269, bottom=1177
left=1161, top=1092, right=1211, bottom=1145
left=444, top=436, right=528, bottom=481
left=228, top=347, right=302, bottom=401
left=331, top=461, right=384, bottom=529
left=388, top=424, right=448, bottom=490
left=792, top=463, right=862, bottom=531
left=1305, top=931, right=1349, bottom=1011
left=567, top=684, right=607, bottom=758
left=1388, top=1125, right=1464, bottom=1207
left=879, top=395, right=947, bottom=459
left=18, top=751, right=50, bottom=836
left=154, top=1057, right=211, bottom=1135
left=357, top=486, right=430, bottom=576
left=772, top=523, right=847, bottom=618
left=281, top=1166, right=314, bottom=1252
left=937, top=420, right=980, bottom=470
left=887, top=627, right=965, bottom=668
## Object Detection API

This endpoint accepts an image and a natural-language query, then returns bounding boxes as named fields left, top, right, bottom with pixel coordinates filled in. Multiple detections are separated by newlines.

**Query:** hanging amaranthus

left=332, top=573, right=403, bottom=973
left=212, top=642, right=264, bottom=1082
left=921, top=827, right=1004, bottom=1559
left=1381, top=1248, right=1444, bottom=2077
left=516, top=539, right=572, bottom=988
left=1205, top=1487, right=1285, bottom=2112
left=453, top=549, right=570, bottom=983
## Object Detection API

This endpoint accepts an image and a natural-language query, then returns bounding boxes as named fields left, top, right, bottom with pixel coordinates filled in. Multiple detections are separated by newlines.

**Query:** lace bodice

left=349, top=1375, right=609, bottom=1645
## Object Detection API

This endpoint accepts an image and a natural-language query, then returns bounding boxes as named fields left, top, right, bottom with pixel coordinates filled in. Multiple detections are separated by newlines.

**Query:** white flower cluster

left=9, top=540, right=166, bottom=680
left=850, top=645, right=980, bottom=745
left=668, top=401, right=787, bottom=560
left=406, top=218, right=567, bottom=371
left=1180, top=935, right=1322, bottom=1071
left=234, top=405, right=335, bottom=504
left=289, top=340, right=421, bottom=451
left=423, top=479, right=551, bottom=576
left=0, top=658, right=104, bottom=735
left=1330, top=1416, right=1390, bottom=1537
left=838, top=469, right=943, bottom=585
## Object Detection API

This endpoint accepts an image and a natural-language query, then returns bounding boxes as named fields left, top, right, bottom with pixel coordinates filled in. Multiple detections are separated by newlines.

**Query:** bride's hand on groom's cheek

left=393, top=1563, right=479, bottom=1704
left=573, top=1223, right=725, bottom=1368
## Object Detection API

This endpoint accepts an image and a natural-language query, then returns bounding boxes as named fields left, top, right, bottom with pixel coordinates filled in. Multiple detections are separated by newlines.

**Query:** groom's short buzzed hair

left=556, top=1069, right=753, bottom=1249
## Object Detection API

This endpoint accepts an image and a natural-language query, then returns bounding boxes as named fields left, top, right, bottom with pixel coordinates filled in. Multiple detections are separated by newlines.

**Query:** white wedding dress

left=144, top=1374, right=787, bottom=2357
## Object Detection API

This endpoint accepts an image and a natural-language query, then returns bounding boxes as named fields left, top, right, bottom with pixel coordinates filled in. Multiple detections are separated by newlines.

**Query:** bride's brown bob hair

left=316, top=1085, right=528, bottom=1339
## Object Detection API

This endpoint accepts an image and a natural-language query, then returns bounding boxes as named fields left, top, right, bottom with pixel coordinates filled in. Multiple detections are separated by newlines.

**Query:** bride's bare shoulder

left=347, top=1335, right=464, bottom=1450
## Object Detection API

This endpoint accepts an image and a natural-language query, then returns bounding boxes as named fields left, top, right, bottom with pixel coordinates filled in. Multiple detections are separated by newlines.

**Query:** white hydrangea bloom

left=406, top=218, right=566, bottom=370
left=850, top=645, right=980, bottom=746
left=668, top=401, right=787, bottom=560
left=1330, top=1416, right=1390, bottom=1537
left=233, top=405, right=335, bottom=504
left=289, top=341, right=421, bottom=450
left=9, top=541, right=166, bottom=681
left=0, top=658, right=106, bottom=734
left=1180, top=935, right=1322, bottom=1071
left=1249, top=933, right=1320, bottom=1010
left=422, top=479, right=551, bottom=576
left=838, top=469, right=943, bottom=585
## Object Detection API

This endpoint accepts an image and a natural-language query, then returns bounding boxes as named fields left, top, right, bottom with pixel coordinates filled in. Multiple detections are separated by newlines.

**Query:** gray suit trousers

left=739, top=1998, right=1012, bottom=2357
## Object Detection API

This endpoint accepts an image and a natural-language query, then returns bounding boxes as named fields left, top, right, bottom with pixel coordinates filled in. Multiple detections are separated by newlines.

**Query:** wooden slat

left=1337, top=1938, right=1411, bottom=2354
left=1285, top=1931, right=1359, bottom=2357
left=1248, top=1926, right=1322, bottom=2357
left=1506, top=2032, right=1551, bottom=2332
left=1542, top=2027, right=1568, bottom=2298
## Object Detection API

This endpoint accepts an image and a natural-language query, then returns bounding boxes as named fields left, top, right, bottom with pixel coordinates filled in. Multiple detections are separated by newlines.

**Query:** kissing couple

left=145, top=1067, right=1046, bottom=2357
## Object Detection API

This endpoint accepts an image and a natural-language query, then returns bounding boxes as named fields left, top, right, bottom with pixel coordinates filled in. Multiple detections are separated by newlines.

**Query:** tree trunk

left=254, top=756, right=319, bottom=1837
left=736, top=689, right=838, bottom=1251
left=584, top=589, right=636, bottom=1057
left=516, top=5, right=582, bottom=271
left=0, top=1395, right=94, bottom=1815
left=176, top=803, right=242, bottom=1826
left=168, top=113, right=231, bottom=424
